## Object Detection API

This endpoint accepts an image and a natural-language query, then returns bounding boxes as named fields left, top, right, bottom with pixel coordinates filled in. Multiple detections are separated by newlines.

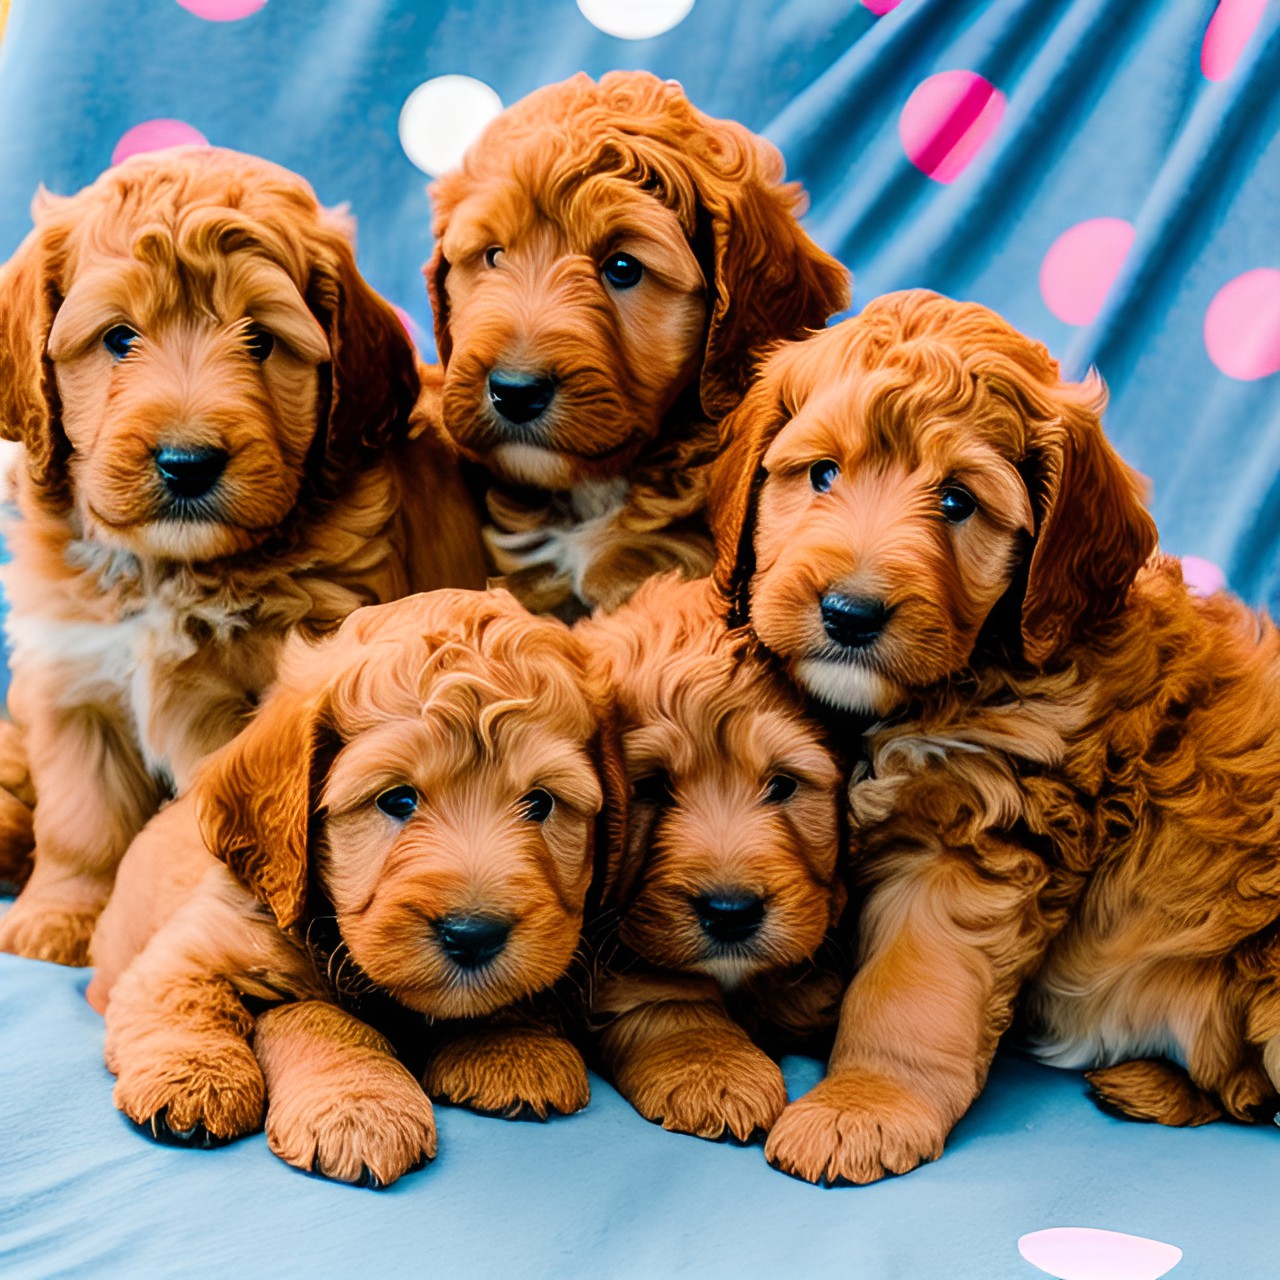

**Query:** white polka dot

left=398, top=75, right=503, bottom=178
left=577, top=0, right=695, bottom=40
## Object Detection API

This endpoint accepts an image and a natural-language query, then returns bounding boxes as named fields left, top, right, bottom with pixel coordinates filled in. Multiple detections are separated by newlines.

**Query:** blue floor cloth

left=0, top=941, right=1276, bottom=1279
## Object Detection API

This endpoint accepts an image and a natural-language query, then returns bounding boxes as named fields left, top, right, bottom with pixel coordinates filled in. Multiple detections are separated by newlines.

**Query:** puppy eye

left=940, top=485, right=977, bottom=523
left=601, top=253, right=644, bottom=290
left=809, top=459, right=839, bottom=493
left=520, top=788, right=554, bottom=822
left=102, top=324, right=139, bottom=360
left=376, top=785, right=419, bottom=820
left=763, top=774, right=798, bottom=804
left=484, top=246, right=503, bottom=268
left=631, top=771, right=673, bottom=806
left=245, top=324, right=275, bottom=363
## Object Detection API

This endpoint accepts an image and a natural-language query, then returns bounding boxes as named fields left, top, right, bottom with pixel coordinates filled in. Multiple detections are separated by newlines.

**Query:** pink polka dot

left=1204, top=268, right=1280, bottom=381
left=1201, top=0, right=1267, bottom=81
left=176, top=0, right=267, bottom=19
left=1040, top=218, right=1136, bottom=326
left=1019, top=1227, right=1182, bottom=1280
left=1181, top=555, right=1227, bottom=597
left=861, top=0, right=903, bottom=13
left=899, top=71, right=1005, bottom=184
left=112, top=120, right=208, bottom=167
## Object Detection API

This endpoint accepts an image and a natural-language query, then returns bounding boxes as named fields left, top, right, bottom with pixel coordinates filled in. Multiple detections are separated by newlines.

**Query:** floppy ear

left=0, top=207, right=70, bottom=496
left=306, top=234, right=420, bottom=485
left=693, top=128, right=849, bottom=420
left=586, top=701, right=636, bottom=909
left=194, top=679, right=330, bottom=931
left=707, top=378, right=792, bottom=628
left=424, top=170, right=466, bottom=368
left=1019, top=375, right=1157, bottom=666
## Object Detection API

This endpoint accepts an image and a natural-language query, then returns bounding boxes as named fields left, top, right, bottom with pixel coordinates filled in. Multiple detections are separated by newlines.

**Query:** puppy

left=91, top=588, right=620, bottom=1186
left=711, top=290, right=1280, bottom=1184
left=0, top=147, right=486, bottom=964
left=428, top=70, right=849, bottom=616
left=578, top=575, right=845, bottom=1141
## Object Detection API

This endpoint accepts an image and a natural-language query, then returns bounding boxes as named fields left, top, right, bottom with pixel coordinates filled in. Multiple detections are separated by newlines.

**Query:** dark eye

left=601, top=253, right=644, bottom=290
left=631, top=771, right=673, bottom=806
left=809, top=459, right=839, bottom=493
left=102, top=324, right=138, bottom=359
left=245, top=324, right=274, bottom=362
left=940, top=485, right=977, bottom=523
left=376, top=785, right=419, bottom=820
left=520, top=788, right=554, bottom=822
left=763, top=774, right=798, bottom=804
left=484, top=246, right=503, bottom=267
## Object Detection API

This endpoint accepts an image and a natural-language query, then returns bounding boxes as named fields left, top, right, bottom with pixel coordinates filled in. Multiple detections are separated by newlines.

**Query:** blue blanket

left=2, top=1, right=1279, bottom=1275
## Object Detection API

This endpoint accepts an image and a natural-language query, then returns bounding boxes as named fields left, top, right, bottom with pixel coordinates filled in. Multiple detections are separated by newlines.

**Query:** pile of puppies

left=2, top=70, right=1278, bottom=1190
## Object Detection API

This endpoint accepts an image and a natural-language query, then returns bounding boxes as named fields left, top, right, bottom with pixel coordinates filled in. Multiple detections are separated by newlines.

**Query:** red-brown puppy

left=0, top=148, right=485, bottom=964
left=90, top=588, right=618, bottom=1186
left=428, top=70, right=848, bottom=616
left=712, top=290, right=1280, bottom=1183
left=578, top=575, right=844, bottom=1141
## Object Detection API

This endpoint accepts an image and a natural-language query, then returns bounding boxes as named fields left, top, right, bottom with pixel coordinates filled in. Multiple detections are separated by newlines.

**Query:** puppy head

left=579, top=575, right=842, bottom=987
left=0, top=146, right=418, bottom=559
left=428, top=71, right=848, bottom=489
left=195, top=588, right=620, bottom=1020
left=711, top=291, right=1157, bottom=715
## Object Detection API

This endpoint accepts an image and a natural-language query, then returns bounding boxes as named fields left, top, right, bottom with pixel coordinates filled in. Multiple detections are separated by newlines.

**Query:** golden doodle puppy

left=578, top=575, right=845, bottom=1141
left=90, top=588, right=619, bottom=1186
left=428, top=70, right=849, bottom=616
left=712, top=290, right=1280, bottom=1184
left=0, top=147, right=486, bottom=964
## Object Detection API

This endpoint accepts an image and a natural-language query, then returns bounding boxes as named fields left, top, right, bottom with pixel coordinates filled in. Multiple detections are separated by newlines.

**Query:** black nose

left=692, top=893, right=766, bottom=945
left=820, top=593, right=891, bottom=650
left=487, top=371, right=555, bottom=425
left=154, top=446, right=228, bottom=500
left=434, top=914, right=511, bottom=970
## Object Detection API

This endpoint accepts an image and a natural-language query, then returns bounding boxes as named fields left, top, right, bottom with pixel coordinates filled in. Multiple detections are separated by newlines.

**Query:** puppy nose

left=433, top=913, right=511, bottom=970
left=692, top=893, right=766, bottom=945
left=154, top=446, right=228, bottom=500
left=487, top=370, right=555, bottom=425
left=820, top=593, right=891, bottom=650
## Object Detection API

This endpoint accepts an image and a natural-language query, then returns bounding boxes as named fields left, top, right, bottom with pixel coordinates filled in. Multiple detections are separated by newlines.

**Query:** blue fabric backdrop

left=1, top=2, right=1279, bottom=1276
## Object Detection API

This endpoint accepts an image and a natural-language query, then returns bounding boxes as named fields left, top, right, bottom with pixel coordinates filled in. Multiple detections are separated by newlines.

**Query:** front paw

left=266, top=1057, right=437, bottom=1188
left=424, top=1026, right=590, bottom=1120
left=0, top=898, right=99, bottom=966
left=764, top=1070, right=947, bottom=1185
left=617, top=1031, right=786, bottom=1142
left=113, top=1036, right=264, bottom=1145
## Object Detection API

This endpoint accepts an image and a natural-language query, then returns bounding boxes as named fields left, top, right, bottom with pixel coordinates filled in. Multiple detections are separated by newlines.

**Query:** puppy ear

left=587, top=706, right=634, bottom=907
left=1020, top=374, right=1157, bottom=665
left=694, top=128, right=848, bottom=420
left=424, top=170, right=465, bottom=368
left=307, top=233, right=420, bottom=483
left=194, top=679, right=329, bottom=931
left=0, top=206, right=69, bottom=494
left=707, top=378, right=791, bottom=627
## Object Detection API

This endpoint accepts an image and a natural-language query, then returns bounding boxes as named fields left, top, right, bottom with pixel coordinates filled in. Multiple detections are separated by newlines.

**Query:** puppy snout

left=154, top=445, right=229, bottom=500
left=433, top=913, right=512, bottom=970
left=692, top=892, right=766, bottom=945
left=820, top=593, right=891, bottom=650
left=487, top=370, right=556, bottom=425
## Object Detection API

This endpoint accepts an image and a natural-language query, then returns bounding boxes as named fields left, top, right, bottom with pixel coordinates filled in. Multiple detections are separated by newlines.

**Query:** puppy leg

left=254, top=1001, right=437, bottom=1187
left=596, top=971, right=786, bottom=1142
left=0, top=718, right=34, bottom=890
left=765, top=838, right=1055, bottom=1185
left=424, top=1011, right=590, bottom=1120
left=0, top=704, right=159, bottom=964
left=1087, top=1059, right=1223, bottom=1126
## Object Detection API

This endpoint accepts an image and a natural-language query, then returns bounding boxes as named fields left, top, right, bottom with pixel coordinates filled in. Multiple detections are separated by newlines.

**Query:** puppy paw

left=1087, top=1059, right=1224, bottom=1126
left=618, top=1032, right=786, bottom=1141
left=764, top=1070, right=947, bottom=1185
left=266, top=1056, right=437, bottom=1188
left=113, top=1036, right=264, bottom=1144
left=0, top=898, right=98, bottom=966
left=424, top=1026, right=590, bottom=1120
